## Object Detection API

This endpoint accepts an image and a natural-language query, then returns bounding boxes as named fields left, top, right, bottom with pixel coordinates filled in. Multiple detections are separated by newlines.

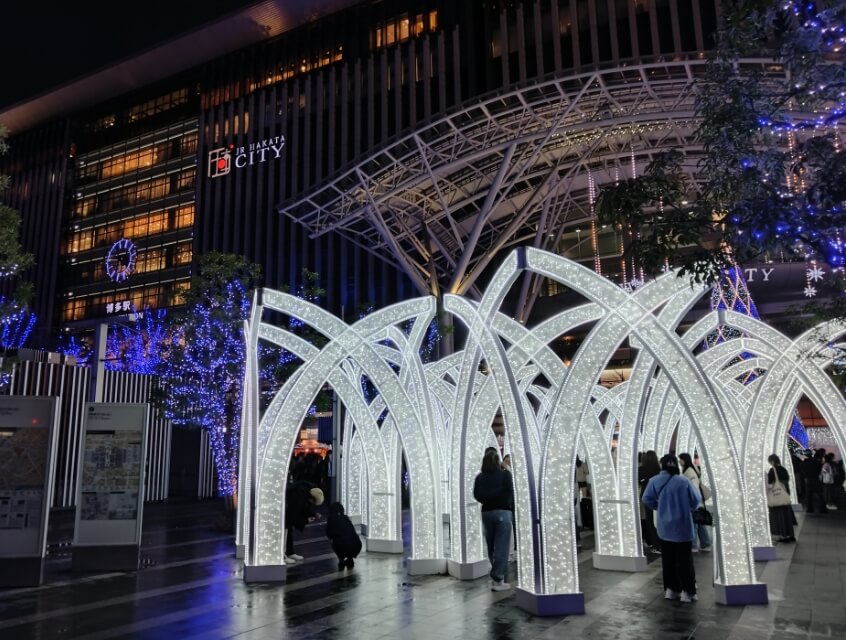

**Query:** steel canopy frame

left=279, top=58, right=786, bottom=313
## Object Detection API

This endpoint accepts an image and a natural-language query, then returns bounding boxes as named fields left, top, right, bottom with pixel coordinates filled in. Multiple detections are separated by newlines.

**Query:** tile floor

left=1, top=501, right=844, bottom=639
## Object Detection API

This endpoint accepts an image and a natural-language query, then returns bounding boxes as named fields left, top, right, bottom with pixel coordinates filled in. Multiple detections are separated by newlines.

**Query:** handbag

left=766, top=481, right=791, bottom=507
left=692, top=506, right=713, bottom=526
left=692, top=480, right=713, bottom=526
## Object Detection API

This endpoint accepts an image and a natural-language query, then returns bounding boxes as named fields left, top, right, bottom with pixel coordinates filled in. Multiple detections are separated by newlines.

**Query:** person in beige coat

left=678, top=453, right=711, bottom=551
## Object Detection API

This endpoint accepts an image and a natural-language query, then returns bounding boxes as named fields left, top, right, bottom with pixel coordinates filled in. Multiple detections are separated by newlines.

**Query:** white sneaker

left=491, top=580, right=511, bottom=592
left=691, top=547, right=699, bottom=553
left=289, top=554, right=304, bottom=561
left=827, top=504, right=838, bottom=510
left=284, top=556, right=297, bottom=565
left=664, top=589, right=681, bottom=600
left=680, top=591, right=698, bottom=603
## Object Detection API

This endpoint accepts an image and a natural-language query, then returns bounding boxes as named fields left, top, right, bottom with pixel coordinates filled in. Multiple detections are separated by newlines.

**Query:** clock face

left=105, top=238, right=137, bottom=282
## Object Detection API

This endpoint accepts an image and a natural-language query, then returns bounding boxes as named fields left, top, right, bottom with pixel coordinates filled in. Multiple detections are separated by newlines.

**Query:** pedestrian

left=473, top=448, right=514, bottom=592
left=284, top=481, right=324, bottom=563
left=800, top=449, right=826, bottom=514
left=678, top=453, right=711, bottom=552
left=821, top=453, right=838, bottom=511
left=638, top=450, right=662, bottom=555
left=642, top=454, right=701, bottom=603
left=766, top=454, right=797, bottom=542
left=326, top=502, right=362, bottom=570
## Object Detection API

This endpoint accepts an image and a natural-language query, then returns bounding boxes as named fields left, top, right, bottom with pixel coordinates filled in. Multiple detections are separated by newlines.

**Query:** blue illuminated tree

left=0, top=126, right=36, bottom=348
left=160, top=253, right=260, bottom=498
left=105, top=305, right=170, bottom=374
left=0, top=296, right=36, bottom=350
left=57, top=334, right=94, bottom=366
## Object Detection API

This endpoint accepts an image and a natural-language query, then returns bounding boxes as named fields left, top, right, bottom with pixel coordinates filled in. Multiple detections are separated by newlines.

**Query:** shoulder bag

left=766, top=480, right=791, bottom=507
left=692, top=478, right=713, bottom=526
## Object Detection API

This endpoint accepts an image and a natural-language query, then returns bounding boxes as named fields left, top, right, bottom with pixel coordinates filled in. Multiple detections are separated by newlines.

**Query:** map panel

left=0, top=428, right=48, bottom=531
left=79, top=431, right=142, bottom=521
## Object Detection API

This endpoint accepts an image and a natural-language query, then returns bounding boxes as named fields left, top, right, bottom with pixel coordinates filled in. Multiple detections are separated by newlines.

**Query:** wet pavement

left=1, top=500, right=844, bottom=639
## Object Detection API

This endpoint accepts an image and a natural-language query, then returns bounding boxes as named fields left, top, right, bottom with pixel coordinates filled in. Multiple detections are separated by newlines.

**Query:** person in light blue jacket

left=642, top=454, right=701, bottom=603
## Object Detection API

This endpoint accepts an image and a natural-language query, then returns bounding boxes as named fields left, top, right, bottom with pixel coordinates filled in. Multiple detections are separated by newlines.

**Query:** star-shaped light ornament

left=804, top=285, right=817, bottom=298
left=806, top=266, right=826, bottom=282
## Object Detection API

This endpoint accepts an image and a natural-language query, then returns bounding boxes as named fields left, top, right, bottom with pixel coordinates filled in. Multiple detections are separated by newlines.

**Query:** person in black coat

left=326, top=502, right=363, bottom=570
left=800, top=449, right=826, bottom=514
left=473, top=449, right=514, bottom=591
left=285, top=480, right=324, bottom=562
left=767, top=454, right=797, bottom=542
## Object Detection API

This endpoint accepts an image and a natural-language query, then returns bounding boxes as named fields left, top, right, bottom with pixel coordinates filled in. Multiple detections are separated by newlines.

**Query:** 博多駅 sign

left=208, top=135, right=286, bottom=178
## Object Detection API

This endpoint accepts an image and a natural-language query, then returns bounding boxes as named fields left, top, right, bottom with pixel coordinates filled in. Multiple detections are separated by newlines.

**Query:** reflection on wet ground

left=0, top=500, right=844, bottom=639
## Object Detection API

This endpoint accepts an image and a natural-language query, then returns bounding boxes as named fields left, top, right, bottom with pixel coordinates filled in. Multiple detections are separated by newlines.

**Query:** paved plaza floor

left=1, top=500, right=844, bottom=639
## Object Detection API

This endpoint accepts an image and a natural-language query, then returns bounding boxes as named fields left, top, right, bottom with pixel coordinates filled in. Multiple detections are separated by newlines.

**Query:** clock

left=105, top=238, right=137, bottom=282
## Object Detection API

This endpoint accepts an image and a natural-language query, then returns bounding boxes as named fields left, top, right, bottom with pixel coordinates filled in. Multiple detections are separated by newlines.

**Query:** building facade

left=2, top=0, right=722, bottom=346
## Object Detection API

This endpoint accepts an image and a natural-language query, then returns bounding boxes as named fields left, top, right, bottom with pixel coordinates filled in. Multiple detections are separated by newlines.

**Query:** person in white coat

left=679, top=453, right=711, bottom=552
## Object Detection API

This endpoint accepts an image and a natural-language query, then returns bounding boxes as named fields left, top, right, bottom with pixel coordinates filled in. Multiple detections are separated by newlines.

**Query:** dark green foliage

left=596, top=0, right=846, bottom=285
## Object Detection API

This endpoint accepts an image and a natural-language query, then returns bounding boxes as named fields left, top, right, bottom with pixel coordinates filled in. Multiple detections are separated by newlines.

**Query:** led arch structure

left=238, top=249, right=846, bottom=614
left=240, top=291, right=445, bottom=581
left=645, top=311, right=846, bottom=556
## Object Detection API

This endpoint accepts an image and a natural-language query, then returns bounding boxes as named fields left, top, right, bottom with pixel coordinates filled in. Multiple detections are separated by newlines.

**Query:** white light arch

left=237, top=249, right=846, bottom=614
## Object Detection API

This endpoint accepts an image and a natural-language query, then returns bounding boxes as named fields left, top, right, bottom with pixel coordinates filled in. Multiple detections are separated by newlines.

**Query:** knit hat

left=309, top=487, right=325, bottom=505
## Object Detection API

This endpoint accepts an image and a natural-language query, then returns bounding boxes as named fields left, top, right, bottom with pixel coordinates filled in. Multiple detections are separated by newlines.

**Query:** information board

left=74, top=403, right=148, bottom=547
left=0, top=396, right=59, bottom=558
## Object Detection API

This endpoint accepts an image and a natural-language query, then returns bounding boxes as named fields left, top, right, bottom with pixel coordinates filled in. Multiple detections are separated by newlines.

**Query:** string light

left=0, top=297, right=36, bottom=350
left=162, top=280, right=250, bottom=496
left=240, top=248, right=809, bottom=610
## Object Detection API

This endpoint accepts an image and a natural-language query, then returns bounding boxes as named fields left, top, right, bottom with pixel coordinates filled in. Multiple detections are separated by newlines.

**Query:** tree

left=160, top=252, right=260, bottom=498
left=596, top=1, right=846, bottom=285
left=0, top=126, right=36, bottom=332
left=104, top=305, right=171, bottom=375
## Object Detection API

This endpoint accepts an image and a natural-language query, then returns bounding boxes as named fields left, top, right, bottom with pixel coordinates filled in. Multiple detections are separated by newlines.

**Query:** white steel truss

left=279, top=59, right=786, bottom=314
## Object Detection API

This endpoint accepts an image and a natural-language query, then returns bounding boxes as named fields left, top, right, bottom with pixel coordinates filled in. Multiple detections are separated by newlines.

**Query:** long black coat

left=285, top=481, right=316, bottom=531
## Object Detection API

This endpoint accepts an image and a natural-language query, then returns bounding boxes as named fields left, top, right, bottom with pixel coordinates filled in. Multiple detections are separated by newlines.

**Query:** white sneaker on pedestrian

left=691, top=547, right=699, bottom=553
left=699, top=546, right=711, bottom=552
left=826, top=504, right=838, bottom=510
left=289, top=554, right=304, bottom=561
left=491, top=580, right=511, bottom=592
left=680, top=591, right=698, bottom=603
left=284, top=556, right=297, bottom=565
left=664, top=589, right=681, bottom=600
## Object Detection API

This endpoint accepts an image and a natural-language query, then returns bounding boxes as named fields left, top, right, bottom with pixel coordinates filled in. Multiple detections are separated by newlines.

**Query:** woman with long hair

left=473, top=449, right=514, bottom=591
left=767, top=454, right=797, bottom=542
left=678, top=453, right=711, bottom=552
left=638, top=450, right=662, bottom=554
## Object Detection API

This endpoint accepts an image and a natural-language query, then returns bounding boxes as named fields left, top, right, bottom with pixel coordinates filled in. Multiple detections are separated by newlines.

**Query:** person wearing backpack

left=642, top=454, right=701, bottom=604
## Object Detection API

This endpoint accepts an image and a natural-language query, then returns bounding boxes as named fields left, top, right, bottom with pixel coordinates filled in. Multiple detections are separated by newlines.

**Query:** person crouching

left=326, top=502, right=362, bottom=570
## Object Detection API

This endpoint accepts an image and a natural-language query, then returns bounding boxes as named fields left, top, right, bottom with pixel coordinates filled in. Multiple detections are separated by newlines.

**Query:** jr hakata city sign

left=208, top=135, right=286, bottom=178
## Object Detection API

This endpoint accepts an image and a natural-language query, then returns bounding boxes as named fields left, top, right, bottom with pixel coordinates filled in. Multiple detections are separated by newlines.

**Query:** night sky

left=0, top=0, right=260, bottom=109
